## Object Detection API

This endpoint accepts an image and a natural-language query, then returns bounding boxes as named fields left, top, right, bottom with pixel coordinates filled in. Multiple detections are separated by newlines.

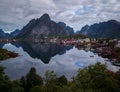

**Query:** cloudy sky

left=0, top=0, right=120, bottom=33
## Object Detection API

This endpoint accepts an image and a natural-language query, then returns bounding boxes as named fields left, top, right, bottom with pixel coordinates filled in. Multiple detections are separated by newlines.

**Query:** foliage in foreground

left=0, top=62, right=120, bottom=92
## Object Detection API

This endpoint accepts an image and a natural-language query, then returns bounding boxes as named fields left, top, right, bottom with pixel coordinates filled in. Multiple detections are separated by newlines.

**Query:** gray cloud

left=0, top=0, right=120, bottom=32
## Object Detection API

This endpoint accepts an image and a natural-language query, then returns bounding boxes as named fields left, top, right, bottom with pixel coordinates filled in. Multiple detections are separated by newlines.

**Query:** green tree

left=44, top=70, right=57, bottom=92
left=29, top=86, right=45, bottom=92
left=115, top=69, right=120, bottom=87
left=0, top=66, right=12, bottom=92
left=11, top=80, right=24, bottom=92
left=57, top=75, right=68, bottom=86
left=44, top=70, right=57, bottom=85
left=26, top=67, right=43, bottom=91
left=20, top=76, right=26, bottom=90
left=0, top=66, right=23, bottom=92
left=44, top=71, right=70, bottom=92
left=72, top=62, right=120, bottom=92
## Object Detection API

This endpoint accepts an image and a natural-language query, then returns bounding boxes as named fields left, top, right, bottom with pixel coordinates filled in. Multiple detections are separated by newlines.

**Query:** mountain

left=75, top=30, right=81, bottom=34
left=58, top=22, right=74, bottom=35
left=75, top=25, right=89, bottom=35
left=0, top=29, right=21, bottom=39
left=79, top=20, right=120, bottom=38
left=0, top=29, right=10, bottom=39
left=10, top=29, right=20, bottom=38
left=16, top=13, right=69, bottom=40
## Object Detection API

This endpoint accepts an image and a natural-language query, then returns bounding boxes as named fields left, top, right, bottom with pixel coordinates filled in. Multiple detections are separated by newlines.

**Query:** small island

left=0, top=48, right=18, bottom=61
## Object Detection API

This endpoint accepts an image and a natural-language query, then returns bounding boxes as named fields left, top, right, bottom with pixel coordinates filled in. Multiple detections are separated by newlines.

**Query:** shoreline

left=0, top=48, right=18, bottom=61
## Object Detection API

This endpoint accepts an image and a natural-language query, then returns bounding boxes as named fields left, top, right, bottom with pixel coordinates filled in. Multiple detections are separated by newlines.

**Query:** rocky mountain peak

left=79, top=20, right=120, bottom=38
left=40, top=13, right=51, bottom=21
left=16, top=13, right=70, bottom=40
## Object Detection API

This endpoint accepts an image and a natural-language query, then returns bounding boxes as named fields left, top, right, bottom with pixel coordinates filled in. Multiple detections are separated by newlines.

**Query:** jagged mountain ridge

left=0, top=29, right=10, bottom=39
left=10, top=29, right=20, bottom=38
left=57, top=22, right=74, bottom=35
left=1, top=17, right=120, bottom=39
left=0, top=29, right=20, bottom=39
left=16, top=13, right=74, bottom=40
left=78, top=20, right=120, bottom=38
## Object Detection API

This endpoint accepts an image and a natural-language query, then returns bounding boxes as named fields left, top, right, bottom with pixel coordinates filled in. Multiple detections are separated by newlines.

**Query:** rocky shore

left=0, top=48, right=18, bottom=61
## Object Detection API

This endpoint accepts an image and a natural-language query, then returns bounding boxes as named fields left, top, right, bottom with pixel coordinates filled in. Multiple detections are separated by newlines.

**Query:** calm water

left=0, top=42, right=120, bottom=80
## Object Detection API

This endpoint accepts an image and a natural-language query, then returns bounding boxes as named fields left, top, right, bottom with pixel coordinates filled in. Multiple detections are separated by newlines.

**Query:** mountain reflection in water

left=0, top=43, right=5, bottom=48
left=13, top=42, right=73, bottom=64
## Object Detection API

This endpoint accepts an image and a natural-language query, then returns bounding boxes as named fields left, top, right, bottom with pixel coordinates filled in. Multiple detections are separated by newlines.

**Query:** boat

left=112, top=62, right=120, bottom=66
left=90, top=55, right=94, bottom=57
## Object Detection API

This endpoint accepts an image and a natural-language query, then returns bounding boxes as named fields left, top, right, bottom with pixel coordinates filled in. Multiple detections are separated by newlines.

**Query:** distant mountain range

left=0, top=29, right=7, bottom=39
left=0, top=29, right=20, bottom=39
left=16, top=13, right=74, bottom=40
left=57, top=22, right=74, bottom=35
left=10, top=29, right=21, bottom=38
left=0, top=29, right=9, bottom=39
left=77, top=20, right=120, bottom=38
left=0, top=13, right=120, bottom=39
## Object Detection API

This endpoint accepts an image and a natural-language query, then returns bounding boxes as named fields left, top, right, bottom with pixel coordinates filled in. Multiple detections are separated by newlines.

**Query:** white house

left=116, top=40, right=120, bottom=48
